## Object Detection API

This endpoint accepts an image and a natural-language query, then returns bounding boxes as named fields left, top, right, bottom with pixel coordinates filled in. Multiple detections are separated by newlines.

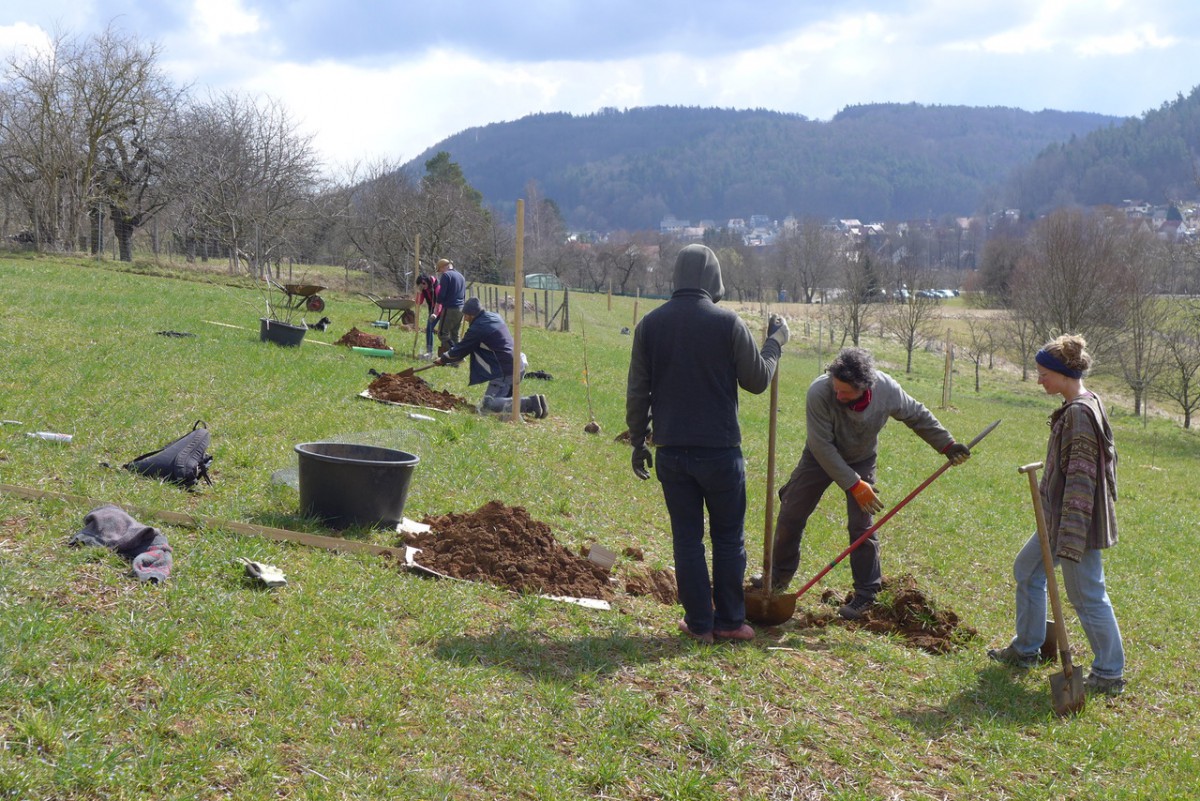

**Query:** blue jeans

left=655, top=446, right=747, bottom=634
left=1009, top=532, right=1125, bottom=679
left=424, top=314, right=437, bottom=353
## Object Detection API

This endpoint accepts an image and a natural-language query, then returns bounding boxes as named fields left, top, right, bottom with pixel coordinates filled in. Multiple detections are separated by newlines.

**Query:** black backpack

left=123, top=420, right=214, bottom=488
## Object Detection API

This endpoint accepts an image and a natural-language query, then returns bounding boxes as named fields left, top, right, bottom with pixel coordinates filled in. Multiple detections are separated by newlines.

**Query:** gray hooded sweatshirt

left=625, top=244, right=780, bottom=449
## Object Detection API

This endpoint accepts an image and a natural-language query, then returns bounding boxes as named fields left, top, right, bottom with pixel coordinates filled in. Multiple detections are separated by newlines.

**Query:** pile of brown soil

left=793, top=574, right=976, bottom=654
left=335, top=327, right=389, bottom=349
left=401, top=500, right=615, bottom=600
left=366, top=371, right=471, bottom=411
left=623, top=566, right=677, bottom=605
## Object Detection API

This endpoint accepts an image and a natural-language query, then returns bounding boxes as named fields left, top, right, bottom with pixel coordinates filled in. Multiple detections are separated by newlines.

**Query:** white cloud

left=0, top=22, right=52, bottom=60
left=186, top=0, right=260, bottom=46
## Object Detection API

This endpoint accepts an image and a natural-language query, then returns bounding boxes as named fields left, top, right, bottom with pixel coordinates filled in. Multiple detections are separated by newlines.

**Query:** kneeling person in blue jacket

left=434, top=297, right=547, bottom=418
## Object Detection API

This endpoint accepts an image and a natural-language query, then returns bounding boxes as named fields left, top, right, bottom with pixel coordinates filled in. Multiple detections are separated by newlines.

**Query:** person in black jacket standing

left=626, top=244, right=788, bottom=643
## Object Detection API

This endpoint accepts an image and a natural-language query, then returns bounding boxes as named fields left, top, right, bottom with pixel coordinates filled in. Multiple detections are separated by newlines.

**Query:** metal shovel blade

left=744, top=588, right=797, bottom=626
left=1050, top=664, right=1086, bottom=717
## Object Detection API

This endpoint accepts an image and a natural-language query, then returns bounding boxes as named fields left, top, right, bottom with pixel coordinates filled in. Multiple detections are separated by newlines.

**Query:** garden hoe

left=745, top=419, right=1001, bottom=627
left=1019, top=461, right=1086, bottom=717
left=744, top=367, right=781, bottom=623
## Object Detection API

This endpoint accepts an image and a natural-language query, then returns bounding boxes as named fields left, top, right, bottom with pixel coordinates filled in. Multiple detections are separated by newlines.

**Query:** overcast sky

left=3, top=1, right=1198, bottom=173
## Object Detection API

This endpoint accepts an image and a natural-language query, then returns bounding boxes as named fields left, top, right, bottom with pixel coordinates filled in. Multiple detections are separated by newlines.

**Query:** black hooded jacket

left=625, top=244, right=780, bottom=449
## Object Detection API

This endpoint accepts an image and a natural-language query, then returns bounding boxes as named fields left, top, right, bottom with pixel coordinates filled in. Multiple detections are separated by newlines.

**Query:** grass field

left=1, top=253, right=1198, bottom=800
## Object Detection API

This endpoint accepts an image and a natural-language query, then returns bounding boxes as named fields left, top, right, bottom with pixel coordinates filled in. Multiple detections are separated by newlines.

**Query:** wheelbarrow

left=363, top=293, right=416, bottom=326
left=270, top=280, right=326, bottom=313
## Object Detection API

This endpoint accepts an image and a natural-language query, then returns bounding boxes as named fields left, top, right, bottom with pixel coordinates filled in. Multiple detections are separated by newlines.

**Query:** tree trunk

left=113, top=214, right=136, bottom=262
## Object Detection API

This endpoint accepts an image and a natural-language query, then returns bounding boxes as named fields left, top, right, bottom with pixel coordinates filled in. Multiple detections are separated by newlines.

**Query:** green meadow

left=1, top=254, right=1197, bottom=800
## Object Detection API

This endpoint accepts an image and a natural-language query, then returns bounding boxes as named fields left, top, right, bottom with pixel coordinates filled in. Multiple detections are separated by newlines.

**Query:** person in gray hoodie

left=626, top=244, right=788, bottom=643
left=764, top=347, right=970, bottom=620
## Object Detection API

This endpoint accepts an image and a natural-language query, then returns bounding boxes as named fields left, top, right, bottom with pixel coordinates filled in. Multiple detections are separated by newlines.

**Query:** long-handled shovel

left=395, top=362, right=440, bottom=379
left=744, top=366, right=781, bottom=623
left=1019, top=462, right=1086, bottom=717
left=745, top=419, right=1001, bottom=626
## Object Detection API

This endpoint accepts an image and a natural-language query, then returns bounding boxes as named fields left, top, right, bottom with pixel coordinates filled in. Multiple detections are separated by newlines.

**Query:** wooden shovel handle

left=1022, top=463, right=1077, bottom=677
left=761, top=367, right=780, bottom=594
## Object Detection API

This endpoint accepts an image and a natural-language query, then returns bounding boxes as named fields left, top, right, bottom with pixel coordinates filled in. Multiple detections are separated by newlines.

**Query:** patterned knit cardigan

left=1039, top=393, right=1118, bottom=561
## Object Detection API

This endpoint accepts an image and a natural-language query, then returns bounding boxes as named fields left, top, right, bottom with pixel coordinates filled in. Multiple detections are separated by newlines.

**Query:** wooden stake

left=512, top=199, right=525, bottom=424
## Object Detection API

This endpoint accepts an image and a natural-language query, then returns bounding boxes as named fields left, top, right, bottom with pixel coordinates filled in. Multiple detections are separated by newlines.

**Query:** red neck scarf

left=848, top=388, right=872, bottom=412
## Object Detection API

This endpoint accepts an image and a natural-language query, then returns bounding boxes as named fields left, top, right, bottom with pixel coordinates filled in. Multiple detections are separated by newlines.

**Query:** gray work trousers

left=771, top=448, right=881, bottom=599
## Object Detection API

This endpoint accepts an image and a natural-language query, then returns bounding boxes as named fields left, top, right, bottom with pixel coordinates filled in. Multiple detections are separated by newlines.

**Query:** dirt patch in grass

left=401, top=500, right=615, bottom=600
left=366, top=371, right=471, bottom=411
left=622, top=566, right=678, bottom=605
left=793, top=573, right=977, bottom=654
left=335, top=327, right=389, bottom=349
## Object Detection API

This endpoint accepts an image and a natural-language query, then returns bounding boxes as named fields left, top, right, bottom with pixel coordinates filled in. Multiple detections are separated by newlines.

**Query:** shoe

left=713, top=623, right=755, bottom=641
left=986, top=644, right=1043, bottom=669
left=678, top=619, right=713, bottom=644
left=418, top=351, right=434, bottom=361
left=838, top=594, right=874, bottom=620
left=1085, top=673, right=1126, bottom=697
left=536, top=395, right=548, bottom=419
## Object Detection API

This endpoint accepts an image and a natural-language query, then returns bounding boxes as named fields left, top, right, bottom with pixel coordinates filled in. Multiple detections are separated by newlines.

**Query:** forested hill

left=403, top=104, right=1121, bottom=230
left=1006, top=86, right=1200, bottom=215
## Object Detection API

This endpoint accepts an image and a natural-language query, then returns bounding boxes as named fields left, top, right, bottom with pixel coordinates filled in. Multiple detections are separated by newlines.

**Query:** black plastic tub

left=295, top=442, right=419, bottom=528
left=260, top=318, right=307, bottom=347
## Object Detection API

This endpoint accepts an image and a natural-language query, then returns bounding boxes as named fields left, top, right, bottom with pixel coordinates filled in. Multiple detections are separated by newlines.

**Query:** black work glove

left=942, top=442, right=971, bottom=465
left=632, top=444, right=653, bottom=480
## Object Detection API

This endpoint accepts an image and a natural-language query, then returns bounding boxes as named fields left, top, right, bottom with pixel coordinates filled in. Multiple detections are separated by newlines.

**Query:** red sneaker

left=713, top=623, right=756, bottom=641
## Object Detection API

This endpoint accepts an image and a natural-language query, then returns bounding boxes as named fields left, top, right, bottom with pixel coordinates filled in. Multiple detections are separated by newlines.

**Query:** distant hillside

left=404, top=104, right=1122, bottom=230
left=1006, top=85, right=1200, bottom=214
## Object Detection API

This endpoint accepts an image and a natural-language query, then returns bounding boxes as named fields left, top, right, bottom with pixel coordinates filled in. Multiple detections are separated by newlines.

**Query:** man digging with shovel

left=754, top=347, right=971, bottom=620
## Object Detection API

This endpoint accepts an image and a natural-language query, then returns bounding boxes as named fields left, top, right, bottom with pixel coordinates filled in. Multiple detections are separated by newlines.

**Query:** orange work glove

left=850, top=479, right=884, bottom=515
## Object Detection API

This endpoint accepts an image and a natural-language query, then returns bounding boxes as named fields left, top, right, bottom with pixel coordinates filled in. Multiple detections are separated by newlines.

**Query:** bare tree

left=1010, top=208, right=1125, bottom=351
left=962, top=317, right=999, bottom=392
left=779, top=219, right=842, bottom=303
left=829, top=247, right=879, bottom=347
left=1108, top=232, right=1170, bottom=415
left=0, top=27, right=185, bottom=260
left=1156, top=300, right=1200, bottom=428
left=341, top=158, right=422, bottom=290
left=172, top=91, right=320, bottom=276
left=0, top=31, right=83, bottom=250
left=882, top=269, right=942, bottom=373
left=79, top=28, right=187, bottom=261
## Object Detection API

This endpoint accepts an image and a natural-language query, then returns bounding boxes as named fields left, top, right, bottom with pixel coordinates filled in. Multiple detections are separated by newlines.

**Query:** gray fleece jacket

left=625, top=244, right=780, bottom=449
left=805, top=370, right=955, bottom=489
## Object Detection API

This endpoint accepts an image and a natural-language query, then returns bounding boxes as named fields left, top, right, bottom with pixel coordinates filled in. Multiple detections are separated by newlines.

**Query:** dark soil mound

left=623, top=566, right=677, bottom=605
left=794, top=574, right=976, bottom=654
left=401, top=500, right=614, bottom=600
left=336, top=327, right=389, bottom=349
left=366, top=371, right=471, bottom=411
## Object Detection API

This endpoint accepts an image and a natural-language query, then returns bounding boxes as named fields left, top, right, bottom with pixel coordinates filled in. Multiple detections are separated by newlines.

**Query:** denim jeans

left=424, top=314, right=437, bottom=353
left=1009, top=531, right=1125, bottom=678
left=655, top=446, right=747, bottom=634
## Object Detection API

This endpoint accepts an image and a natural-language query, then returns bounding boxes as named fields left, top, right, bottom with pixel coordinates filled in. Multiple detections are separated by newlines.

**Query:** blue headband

left=1035, top=349, right=1083, bottom=379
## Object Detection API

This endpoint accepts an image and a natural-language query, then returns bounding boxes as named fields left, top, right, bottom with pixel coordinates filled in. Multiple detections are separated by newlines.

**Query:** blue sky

left=3, top=1, right=1198, bottom=172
